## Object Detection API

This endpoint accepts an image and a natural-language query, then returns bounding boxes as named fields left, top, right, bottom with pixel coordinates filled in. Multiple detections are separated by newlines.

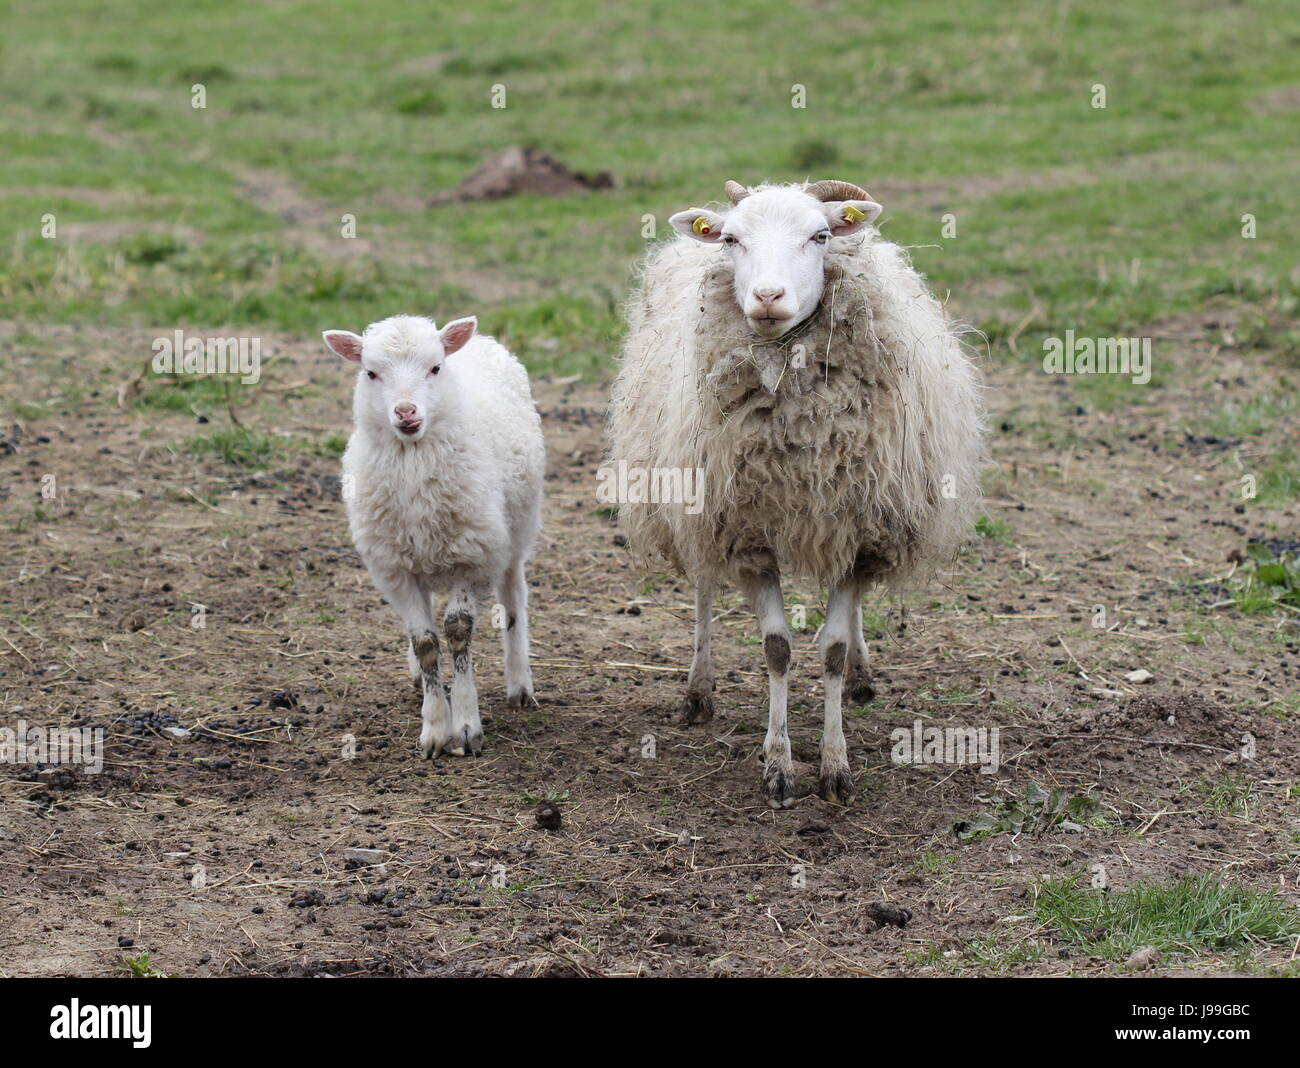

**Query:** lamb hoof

left=846, top=667, right=876, bottom=706
left=419, top=723, right=442, bottom=760
left=506, top=688, right=537, bottom=710
left=420, top=722, right=481, bottom=759
left=763, top=763, right=800, bottom=809
left=682, top=692, right=714, bottom=724
left=445, top=724, right=483, bottom=758
left=817, top=767, right=856, bottom=806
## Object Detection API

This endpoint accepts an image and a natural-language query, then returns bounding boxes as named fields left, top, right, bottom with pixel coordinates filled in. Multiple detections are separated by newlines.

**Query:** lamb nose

left=394, top=403, right=416, bottom=418
left=753, top=287, right=785, bottom=304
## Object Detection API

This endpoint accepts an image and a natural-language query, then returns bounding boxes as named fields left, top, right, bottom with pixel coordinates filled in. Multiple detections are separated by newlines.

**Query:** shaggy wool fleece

left=608, top=235, right=986, bottom=589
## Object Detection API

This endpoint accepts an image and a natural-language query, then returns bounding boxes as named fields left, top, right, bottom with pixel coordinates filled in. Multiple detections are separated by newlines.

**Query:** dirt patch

left=1246, top=86, right=1300, bottom=114
left=432, top=146, right=615, bottom=204
left=60, top=222, right=206, bottom=245
left=0, top=318, right=1297, bottom=977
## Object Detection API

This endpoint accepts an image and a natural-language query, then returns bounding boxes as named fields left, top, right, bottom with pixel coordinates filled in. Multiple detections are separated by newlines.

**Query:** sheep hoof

left=682, top=692, right=715, bottom=724
left=445, top=724, right=483, bottom=758
left=763, top=763, right=800, bottom=809
left=846, top=668, right=876, bottom=706
left=506, top=688, right=537, bottom=710
left=420, top=722, right=481, bottom=759
left=817, top=768, right=856, bottom=806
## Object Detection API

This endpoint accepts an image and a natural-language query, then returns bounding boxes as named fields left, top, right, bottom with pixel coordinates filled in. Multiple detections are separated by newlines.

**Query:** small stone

left=1126, top=946, right=1160, bottom=970
left=1125, top=669, right=1154, bottom=684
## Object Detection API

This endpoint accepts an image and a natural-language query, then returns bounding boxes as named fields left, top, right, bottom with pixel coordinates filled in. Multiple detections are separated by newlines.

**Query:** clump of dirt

left=1099, top=694, right=1248, bottom=749
left=432, top=146, right=615, bottom=204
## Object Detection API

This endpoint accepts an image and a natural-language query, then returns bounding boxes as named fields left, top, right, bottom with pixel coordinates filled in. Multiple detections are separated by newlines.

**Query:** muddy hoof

left=763, top=764, right=800, bottom=809
left=506, top=688, right=537, bottom=710
left=846, top=667, right=876, bottom=706
left=445, top=724, right=483, bottom=757
left=817, top=767, right=856, bottom=806
left=682, top=692, right=715, bottom=724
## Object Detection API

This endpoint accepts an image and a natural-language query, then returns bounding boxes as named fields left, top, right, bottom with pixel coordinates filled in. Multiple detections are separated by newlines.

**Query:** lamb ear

left=439, top=316, right=477, bottom=356
left=669, top=209, right=725, bottom=243
left=323, top=330, right=364, bottom=362
left=824, top=200, right=883, bottom=236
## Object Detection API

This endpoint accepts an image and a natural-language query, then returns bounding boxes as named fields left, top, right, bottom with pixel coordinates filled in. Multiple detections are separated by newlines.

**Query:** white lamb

left=608, top=179, right=986, bottom=807
left=323, top=315, right=543, bottom=759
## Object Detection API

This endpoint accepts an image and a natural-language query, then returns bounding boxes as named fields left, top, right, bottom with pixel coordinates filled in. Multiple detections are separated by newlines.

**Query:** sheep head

left=669, top=180, right=883, bottom=339
left=323, top=314, right=477, bottom=443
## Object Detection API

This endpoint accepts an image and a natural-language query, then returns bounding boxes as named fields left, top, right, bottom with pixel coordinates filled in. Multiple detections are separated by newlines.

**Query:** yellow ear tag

left=842, top=204, right=867, bottom=224
left=692, top=217, right=713, bottom=236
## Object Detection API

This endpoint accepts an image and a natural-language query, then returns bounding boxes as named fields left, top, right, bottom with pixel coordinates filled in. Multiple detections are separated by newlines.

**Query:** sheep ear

left=669, top=209, right=725, bottom=243
left=824, top=200, right=882, bottom=236
left=323, top=330, right=364, bottom=362
left=439, top=316, right=477, bottom=356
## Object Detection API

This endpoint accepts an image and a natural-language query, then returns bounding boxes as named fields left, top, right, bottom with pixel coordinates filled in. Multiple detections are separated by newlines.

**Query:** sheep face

left=669, top=185, right=882, bottom=339
left=323, top=315, right=477, bottom=443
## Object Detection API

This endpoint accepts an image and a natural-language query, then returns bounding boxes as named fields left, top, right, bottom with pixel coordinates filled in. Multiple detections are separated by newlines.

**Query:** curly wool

left=608, top=234, right=986, bottom=589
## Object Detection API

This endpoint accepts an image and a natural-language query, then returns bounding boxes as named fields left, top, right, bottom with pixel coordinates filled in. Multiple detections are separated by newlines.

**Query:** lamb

left=608, top=179, right=986, bottom=807
left=323, top=315, right=544, bottom=759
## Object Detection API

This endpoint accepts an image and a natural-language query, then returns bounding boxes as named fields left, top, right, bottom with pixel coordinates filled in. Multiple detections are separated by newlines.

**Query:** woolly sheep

left=608, top=180, right=986, bottom=807
left=323, top=315, right=544, bottom=759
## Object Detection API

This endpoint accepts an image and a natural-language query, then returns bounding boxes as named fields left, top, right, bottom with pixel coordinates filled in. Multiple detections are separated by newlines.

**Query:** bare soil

left=0, top=318, right=1297, bottom=977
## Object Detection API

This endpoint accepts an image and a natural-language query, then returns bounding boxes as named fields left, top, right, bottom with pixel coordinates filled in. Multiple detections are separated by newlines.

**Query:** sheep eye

left=813, top=231, right=830, bottom=244
left=366, top=370, right=378, bottom=380
left=722, top=234, right=739, bottom=246
left=429, top=365, right=441, bottom=376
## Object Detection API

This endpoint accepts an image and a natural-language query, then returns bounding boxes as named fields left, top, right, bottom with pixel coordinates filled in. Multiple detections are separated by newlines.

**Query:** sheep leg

left=406, top=590, right=436, bottom=692
left=818, top=583, right=857, bottom=804
left=381, top=575, right=452, bottom=760
left=498, top=563, right=536, bottom=709
left=845, top=586, right=876, bottom=706
left=682, top=578, right=716, bottom=724
left=443, top=586, right=482, bottom=756
left=742, top=571, right=797, bottom=808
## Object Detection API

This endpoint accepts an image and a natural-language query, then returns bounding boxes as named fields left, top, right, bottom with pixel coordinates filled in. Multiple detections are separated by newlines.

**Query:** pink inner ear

left=324, top=331, right=363, bottom=362
left=441, top=319, right=476, bottom=356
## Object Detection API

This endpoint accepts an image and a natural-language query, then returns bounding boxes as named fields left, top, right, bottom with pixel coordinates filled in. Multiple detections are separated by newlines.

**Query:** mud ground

left=1, top=319, right=1297, bottom=976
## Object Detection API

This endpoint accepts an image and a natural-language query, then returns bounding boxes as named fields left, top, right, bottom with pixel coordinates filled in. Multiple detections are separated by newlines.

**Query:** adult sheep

left=608, top=179, right=986, bottom=807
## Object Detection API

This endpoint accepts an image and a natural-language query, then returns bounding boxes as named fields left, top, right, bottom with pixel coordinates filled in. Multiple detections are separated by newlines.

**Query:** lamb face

left=322, top=315, right=477, bottom=443
left=669, top=182, right=882, bottom=339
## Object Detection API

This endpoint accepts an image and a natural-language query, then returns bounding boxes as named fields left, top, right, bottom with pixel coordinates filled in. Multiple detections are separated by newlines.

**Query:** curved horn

left=723, top=180, right=749, bottom=205
left=805, top=179, right=873, bottom=203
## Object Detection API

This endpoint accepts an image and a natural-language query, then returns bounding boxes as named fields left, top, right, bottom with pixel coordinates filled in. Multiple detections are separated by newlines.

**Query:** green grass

left=1034, top=873, right=1300, bottom=962
left=118, top=951, right=170, bottom=978
left=1206, top=389, right=1296, bottom=439
left=1178, top=772, right=1258, bottom=817
left=1231, top=544, right=1300, bottom=612
left=183, top=427, right=279, bottom=468
left=0, top=0, right=1295, bottom=381
left=974, top=514, right=1011, bottom=542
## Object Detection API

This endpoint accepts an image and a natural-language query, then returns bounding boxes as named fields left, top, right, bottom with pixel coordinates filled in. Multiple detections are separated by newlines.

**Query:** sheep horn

left=805, top=179, right=873, bottom=203
left=723, top=180, right=749, bottom=205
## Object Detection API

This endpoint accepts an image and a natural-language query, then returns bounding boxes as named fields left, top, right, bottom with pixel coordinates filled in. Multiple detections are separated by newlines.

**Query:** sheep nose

left=752, top=286, right=785, bottom=305
left=394, top=402, right=417, bottom=419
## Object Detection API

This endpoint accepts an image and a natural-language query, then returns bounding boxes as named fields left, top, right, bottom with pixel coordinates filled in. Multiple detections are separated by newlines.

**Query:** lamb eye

left=366, top=370, right=378, bottom=380
left=429, top=365, right=441, bottom=376
left=813, top=231, right=830, bottom=244
left=722, top=234, right=739, bottom=246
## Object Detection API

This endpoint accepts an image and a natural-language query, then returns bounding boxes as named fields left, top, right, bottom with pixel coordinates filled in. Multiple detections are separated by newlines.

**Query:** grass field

left=3, top=0, right=1298, bottom=372
left=1, top=1, right=1298, bottom=978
